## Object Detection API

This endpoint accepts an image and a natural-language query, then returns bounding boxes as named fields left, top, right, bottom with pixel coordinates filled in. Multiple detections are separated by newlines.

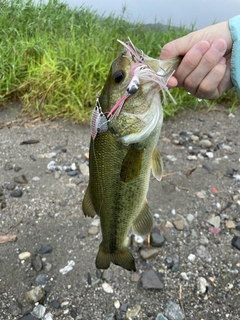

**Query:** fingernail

left=220, top=57, right=226, bottom=65
left=193, top=41, right=209, bottom=55
left=212, top=40, right=227, bottom=54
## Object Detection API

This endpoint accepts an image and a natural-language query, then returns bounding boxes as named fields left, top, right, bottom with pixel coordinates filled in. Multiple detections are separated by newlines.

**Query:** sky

left=63, top=0, right=240, bottom=29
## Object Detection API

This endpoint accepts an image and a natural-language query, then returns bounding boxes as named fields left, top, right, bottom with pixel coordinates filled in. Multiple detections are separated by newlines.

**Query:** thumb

left=160, top=35, right=193, bottom=60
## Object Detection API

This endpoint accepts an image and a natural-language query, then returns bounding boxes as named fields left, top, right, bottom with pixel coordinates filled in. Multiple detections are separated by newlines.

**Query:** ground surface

left=0, top=103, right=240, bottom=320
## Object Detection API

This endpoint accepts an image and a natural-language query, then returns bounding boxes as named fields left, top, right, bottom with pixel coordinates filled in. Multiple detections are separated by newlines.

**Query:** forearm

left=229, top=15, right=240, bottom=93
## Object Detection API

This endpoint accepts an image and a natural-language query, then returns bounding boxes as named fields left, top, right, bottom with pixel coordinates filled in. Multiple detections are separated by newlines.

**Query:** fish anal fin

left=120, top=147, right=143, bottom=183
left=96, top=244, right=136, bottom=272
left=151, top=148, right=163, bottom=181
left=82, top=187, right=97, bottom=218
left=132, top=201, right=153, bottom=236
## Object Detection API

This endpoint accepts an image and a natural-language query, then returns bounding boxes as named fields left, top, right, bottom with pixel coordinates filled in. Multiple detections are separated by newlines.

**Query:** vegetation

left=0, top=0, right=239, bottom=122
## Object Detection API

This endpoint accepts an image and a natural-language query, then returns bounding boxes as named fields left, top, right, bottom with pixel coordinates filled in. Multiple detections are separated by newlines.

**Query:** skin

left=160, top=21, right=234, bottom=99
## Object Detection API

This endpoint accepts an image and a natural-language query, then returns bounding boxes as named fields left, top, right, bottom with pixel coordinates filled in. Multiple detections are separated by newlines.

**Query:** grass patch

left=0, top=0, right=239, bottom=122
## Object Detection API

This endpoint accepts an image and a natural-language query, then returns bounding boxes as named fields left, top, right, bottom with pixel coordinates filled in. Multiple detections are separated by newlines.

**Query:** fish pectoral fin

left=96, top=244, right=136, bottom=272
left=151, top=148, right=163, bottom=181
left=132, top=201, right=153, bottom=236
left=82, top=187, right=97, bottom=218
left=120, top=147, right=143, bottom=183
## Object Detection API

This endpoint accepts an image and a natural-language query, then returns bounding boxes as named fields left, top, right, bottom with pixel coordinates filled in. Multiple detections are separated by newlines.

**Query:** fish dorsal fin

left=120, top=147, right=144, bottom=183
left=96, top=243, right=136, bottom=271
left=82, top=187, right=97, bottom=218
left=151, top=148, right=163, bottom=181
left=132, top=201, right=153, bottom=236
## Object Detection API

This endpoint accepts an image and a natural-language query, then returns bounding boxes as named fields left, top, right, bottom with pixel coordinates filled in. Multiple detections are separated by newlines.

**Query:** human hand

left=160, top=22, right=234, bottom=99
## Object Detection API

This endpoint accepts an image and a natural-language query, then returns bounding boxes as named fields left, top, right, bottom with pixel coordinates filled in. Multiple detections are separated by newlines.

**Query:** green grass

left=0, top=0, right=239, bottom=122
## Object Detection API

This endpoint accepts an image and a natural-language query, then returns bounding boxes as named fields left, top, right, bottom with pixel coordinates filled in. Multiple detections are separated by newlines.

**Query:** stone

left=225, top=220, right=236, bottom=229
left=126, top=305, right=141, bottom=319
left=35, top=273, right=47, bottom=285
left=59, top=260, right=75, bottom=275
left=10, top=189, right=23, bottom=197
left=164, top=300, right=185, bottom=320
left=14, top=174, right=28, bottom=184
left=88, top=226, right=99, bottom=235
left=140, top=247, right=159, bottom=260
left=187, top=253, right=196, bottom=263
left=140, top=269, right=163, bottom=290
left=207, top=216, right=220, bottom=228
left=24, top=286, right=45, bottom=304
left=172, top=214, right=188, bottom=231
left=197, top=277, right=208, bottom=294
left=200, top=139, right=212, bottom=148
left=19, top=252, right=31, bottom=260
left=196, top=245, right=212, bottom=262
left=38, top=245, right=53, bottom=255
left=199, top=234, right=209, bottom=245
left=50, top=300, right=60, bottom=309
left=43, top=313, right=54, bottom=320
left=47, top=161, right=56, bottom=171
left=102, top=282, right=113, bottom=293
left=130, top=272, right=141, bottom=282
left=80, top=163, right=89, bottom=176
left=156, top=314, right=168, bottom=320
left=231, top=236, right=240, bottom=250
left=150, top=233, right=165, bottom=247
left=32, top=304, right=46, bottom=318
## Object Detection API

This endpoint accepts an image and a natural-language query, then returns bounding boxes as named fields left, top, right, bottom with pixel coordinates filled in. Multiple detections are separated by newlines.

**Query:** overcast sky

left=65, top=0, right=240, bottom=29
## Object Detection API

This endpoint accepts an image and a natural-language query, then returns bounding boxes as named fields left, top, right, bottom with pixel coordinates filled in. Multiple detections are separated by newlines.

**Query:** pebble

left=156, top=314, right=168, bottom=320
left=43, top=313, right=54, bottom=320
left=88, top=226, right=99, bottom=235
left=187, top=155, right=197, bottom=161
left=32, top=176, right=40, bottom=181
left=14, top=174, right=28, bottom=184
left=102, top=282, right=113, bottom=293
left=130, top=272, right=141, bottom=282
left=31, top=255, right=43, bottom=272
left=186, top=213, right=195, bottom=222
left=166, top=155, right=177, bottom=162
left=80, top=163, right=89, bottom=176
left=120, top=303, right=128, bottom=312
left=19, top=251, right=31, bottom=260
left=206, top=152, right=214, bottom=158
left=10, top=189, right=23, bottom=197
left=134, top=235, right=144, bottom=244
left=225, top=220, right=236, bottom=229
left=232, top=194, right=240, bottom=202
left=59, top=260, right=75, bottom=275
left=150, top=233, right=165, bottom=247
left=47, top=161, right=57, bottom=171
left=91, top=218, right=100, bottom=227
left=71, top=163, right=78, bottom=171
left=104, top=313, right=115, bottom=320
left=180, top=272, right=189, bottom=281
left=199, top=234, right=209, bottom=245
left=172, top=214, right=188, bottom=231
left=4, top=162, right=14, bottom=171
left=187, top=253, right=196, bottom=263
left=35, top=273, right=47, bottom=285
left=39, top=152, right=57, bottom=159
left=32, top=304, right=46, bottom=318
left=19, top=315, right=39, bottom=320
left=200, top=139, right=212, bottom=148
left=24, top=286, right=45, bottom=304
left=6, top=182, right=16, bottom=190
left=126, top=304, right=141, bottom=319
left=102, top=269, right=113, bottom=282
left=50, top=300, right=60, bottom=309
left=197, top=277, right=208, bottom=295
left=38, top=245, right=53, bottom=255
left=67, top=170, right=79, bottom=177
left=140, top=247, right=159, bottom=260
left=140, top=269, right=163, bottom=290
left=114, top=300, right=120, bottom=309
left=196, top=245, right=212, bottom=262
left=163, top=300, right=185, bottom=320
left=207, top=216, right=220, bottom=228
left=231, top=235, right=240, bottom=250
left=208, top=227, right=221, bottom=234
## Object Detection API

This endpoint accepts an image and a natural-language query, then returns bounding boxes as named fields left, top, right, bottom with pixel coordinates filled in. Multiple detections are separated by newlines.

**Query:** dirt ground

left=0, top=102, right=240, bottom=320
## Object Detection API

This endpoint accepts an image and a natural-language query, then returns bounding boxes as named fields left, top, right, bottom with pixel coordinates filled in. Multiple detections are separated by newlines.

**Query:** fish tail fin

left=96, top=244, right=136, bottom=272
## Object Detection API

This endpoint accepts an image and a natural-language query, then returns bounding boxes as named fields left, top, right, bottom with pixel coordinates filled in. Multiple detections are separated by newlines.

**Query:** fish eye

left=113, top=70, right=125, bottom=84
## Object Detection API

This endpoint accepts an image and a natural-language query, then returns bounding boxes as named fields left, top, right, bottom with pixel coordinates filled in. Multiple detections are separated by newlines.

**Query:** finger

left=194, top=57, right=227, bottom=99
left=166, top=76, right=178, bottom=88
left=182, top=39, right=227, bottom=94
left=173, top=41, right=210, bottom=87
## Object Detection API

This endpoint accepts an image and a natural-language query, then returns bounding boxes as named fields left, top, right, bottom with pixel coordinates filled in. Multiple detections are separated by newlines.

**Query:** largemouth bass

left=82, top=39, right=181, bottom=271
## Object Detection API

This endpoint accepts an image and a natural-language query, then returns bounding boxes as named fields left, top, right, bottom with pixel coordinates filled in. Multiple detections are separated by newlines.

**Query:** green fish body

left=82, top=41, right=181, bottom=271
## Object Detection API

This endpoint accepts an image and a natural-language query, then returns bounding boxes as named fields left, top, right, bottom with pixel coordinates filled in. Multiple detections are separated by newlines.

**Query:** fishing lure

left=90, top=98, right=108, bottom=140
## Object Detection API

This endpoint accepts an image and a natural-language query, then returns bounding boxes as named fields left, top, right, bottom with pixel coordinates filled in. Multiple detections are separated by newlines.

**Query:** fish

left=82, top=39, right=181, bottom=271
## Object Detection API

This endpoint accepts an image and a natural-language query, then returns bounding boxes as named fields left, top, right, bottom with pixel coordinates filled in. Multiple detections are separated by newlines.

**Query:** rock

left=91, top=218, right=100, bottom=227
left=71, top=163, right=77, bottom=171
left=19, top=252, right=31, bottom=260
left=38, top=245, right=53, bottom=255
left=10, top=300, right=22, bottom=316
left=6, top=182, right=16, bottom=190
left=140, top=247, right=159, bottom=260
left=225, top=220, right=236, bottom=229
left=186, top=213, right=195, bottom=222
left=187, top=253, right=196, bottom=263
left=196, top=245, right=212, bottom=262
left=199, top=234, right=209, bottom=245
left=208, top=227, right=221, bottom=234
left=32, top=176, right=40, bottom=181
left=140, top=269, right=163, bottom=290
left=102, top=269, right=112, bottom=282
left=180, top=272, right=189, bottom=281
left=200, top=139, right=212, bottom=148
left=156, top=313, right=168, bottom=320
left=104, top=313, right=115, bottom=320
left=114, top=300, right=120, bottom=309
left=164, top=300, right=184, bottom=320
left=4, top=162, right=14, bottom=171
left=172, top=214, right=188, bottom=231
left=197, top=277, right=208, bottom=294
left=150, top=233, right=165, bottom=247
left=67, top=170, right=78, bottom=177
left=80, top=163, right=89, bottom=176
left=233, top=194, right=240, bottom=202
left=187, top=155, right=197, bottom=161
left=88, top=226, right=99, bottom=235
left=47, top=161, right=56, bottom=171
left=31, top=255, right=43, bottom=272
left=130, top=272, right=141, bottom=283
left=35, top=273, right=47, bottom=285
left=120, top=303, right=128, bottom=312
left=231, top=236, right=240, bottom=250
left=202, top=163, right=214, bottom=173
left=39, top=152, right=56, bottom=159
left=126, top=304, right=141, bottom=319
left=207, top=216, right=220, bottom=228
left=24, top=286, right=45, bottom=304
left=32, top=304, right=46, bottom=318
left=14, top=174, right=28, bottom=184
left=206, top=152, right=214, bottom=158
left=19, top=315, right=39, bottom=320
left=43, top=313, right=54, bottom=320
left=59, top=260, right=75, bottom=275
left=102, top=282, right=113, bottom=293
left=10, top=189, right=23, bottom=197
left=50, top=300, right=60, bottom=309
